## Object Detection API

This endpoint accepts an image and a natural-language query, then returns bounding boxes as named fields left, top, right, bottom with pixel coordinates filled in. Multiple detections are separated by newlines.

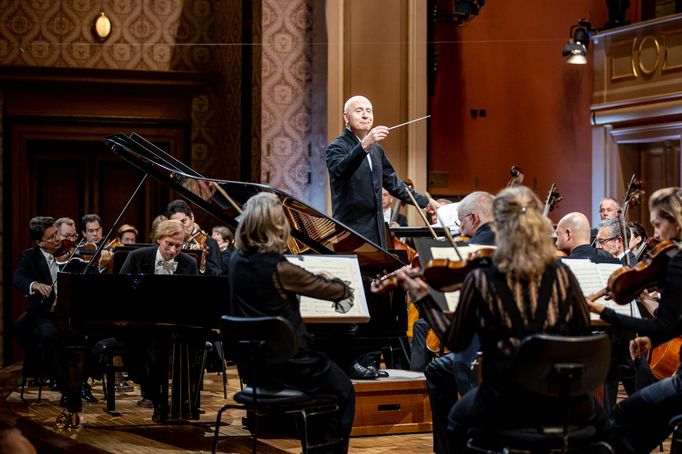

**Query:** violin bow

left=403, top=184, right=439, bottom=240
left=425, top=192, right=463, bottom=262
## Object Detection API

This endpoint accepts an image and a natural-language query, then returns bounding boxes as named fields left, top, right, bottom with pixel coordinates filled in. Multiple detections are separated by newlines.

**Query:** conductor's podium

left=351, top=369, right=432, bottom=436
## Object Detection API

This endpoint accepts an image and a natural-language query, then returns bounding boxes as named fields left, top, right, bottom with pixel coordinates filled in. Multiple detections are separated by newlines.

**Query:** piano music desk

left=351, top=369, right=432, bottom=437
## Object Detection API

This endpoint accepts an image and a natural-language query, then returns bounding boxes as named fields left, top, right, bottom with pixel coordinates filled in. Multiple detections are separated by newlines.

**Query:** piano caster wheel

left=55, top=411, right=81, bottom=430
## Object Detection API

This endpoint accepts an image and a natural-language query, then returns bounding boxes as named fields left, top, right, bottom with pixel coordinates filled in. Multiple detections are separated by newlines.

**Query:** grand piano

left=60, top=132, right=411, bottom=418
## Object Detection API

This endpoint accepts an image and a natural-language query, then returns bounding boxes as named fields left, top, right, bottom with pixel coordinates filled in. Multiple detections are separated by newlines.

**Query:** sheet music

left=285, top=254, right=370, bottom=323
left=428, top=245, right=495, bottom=312
left=561, top=259, right=641, bottom=320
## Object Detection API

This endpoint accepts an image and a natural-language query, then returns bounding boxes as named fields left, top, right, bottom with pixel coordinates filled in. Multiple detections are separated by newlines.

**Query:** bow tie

left=157, top=259, right=178, bottom=273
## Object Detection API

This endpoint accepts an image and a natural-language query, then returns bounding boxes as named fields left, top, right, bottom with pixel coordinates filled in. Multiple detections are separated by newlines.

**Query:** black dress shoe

left=152, top=405, right=168, bottom=423
left=81, top=382, right=98, bottom=403
left=136, top=397, right=154, bottom=408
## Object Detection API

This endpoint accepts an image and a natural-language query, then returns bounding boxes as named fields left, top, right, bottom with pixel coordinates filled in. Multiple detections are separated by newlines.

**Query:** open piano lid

left=104, top=132, right=405, bottom=271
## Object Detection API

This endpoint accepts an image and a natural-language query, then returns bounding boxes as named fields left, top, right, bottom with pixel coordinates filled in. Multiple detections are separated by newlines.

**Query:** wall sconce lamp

left=92, top=11, right=112, bottom=42
left=562, top=19, right=595, bottom=65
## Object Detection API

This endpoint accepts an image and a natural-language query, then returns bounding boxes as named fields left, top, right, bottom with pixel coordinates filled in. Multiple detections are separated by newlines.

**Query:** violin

left=592, top=240, right=677, bottom=305
left=506, top=165, right=524, bottom=188
left=185, top=229, right=208, bottom=249
left=370, top=248, right=495, bottom=294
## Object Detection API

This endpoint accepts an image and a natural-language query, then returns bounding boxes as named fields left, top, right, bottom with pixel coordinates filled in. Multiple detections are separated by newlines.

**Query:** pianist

left=229, top=192, right=355, bottom=453
left=119, top=219, right=198, bottom=421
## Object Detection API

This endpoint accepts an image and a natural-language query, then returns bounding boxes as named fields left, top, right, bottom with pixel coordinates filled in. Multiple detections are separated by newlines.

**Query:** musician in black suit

left=597, top=218, right=637, bottom=265
left=417, top=191, right=496, bottom=453
left=119, top=219, right=198, bottom=421
left=590, top=197, right=621, bottom=245
left=211, top=225, right=235, bottom=276
left=382, top=188, right=408, bottom=227
left=555, top=212, right=620, bottom=264
left=12, top=216, right=82, bottom=427
left=166, top=199, right=221, bottom=276
left=326, top=95, right=431, bottom=248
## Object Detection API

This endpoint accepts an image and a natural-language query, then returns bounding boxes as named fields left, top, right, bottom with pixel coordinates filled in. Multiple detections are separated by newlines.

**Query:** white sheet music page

left=285, top=254, right=370, bottom=323
left=561, top=259, right=641, bottom=320
left=429, top=245, right=496, bottom=312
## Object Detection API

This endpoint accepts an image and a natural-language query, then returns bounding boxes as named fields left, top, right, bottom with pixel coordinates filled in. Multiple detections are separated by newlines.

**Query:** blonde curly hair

left=492, top=186, right=557, bottom=278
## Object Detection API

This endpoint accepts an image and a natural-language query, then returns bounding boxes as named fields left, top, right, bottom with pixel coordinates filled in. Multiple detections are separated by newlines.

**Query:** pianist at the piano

left=118, top=219, right=198, bottom=421
left=229, top=192, right=355, bottom=453
left=12, top=216, right=83, bottom=428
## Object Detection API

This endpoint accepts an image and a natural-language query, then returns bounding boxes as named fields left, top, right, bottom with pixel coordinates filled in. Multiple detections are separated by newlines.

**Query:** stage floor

left=3, top=364, right=671, bottom=453
left=4, top=365, right=433, bottom=453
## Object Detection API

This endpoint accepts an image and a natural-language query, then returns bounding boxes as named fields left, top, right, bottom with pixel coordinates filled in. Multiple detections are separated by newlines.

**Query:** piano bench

left=93, top=338, right=128, bottom=416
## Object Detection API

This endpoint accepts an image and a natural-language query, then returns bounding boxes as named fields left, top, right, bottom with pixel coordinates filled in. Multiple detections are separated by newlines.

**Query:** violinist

left=409, top=191, right=496, bottom=451
left=81, top=214, right=113, bottom=272
left=393, top=186, right=602, bottom=453
left=12, top=217, right=83, bottom=428
left=118, top=224, right=138, bottom=245
left=382, top=188, right=407, bottom=227
left=166, top=199, right=221, bottom=276
left=211, top=225, right=234, bottom=276
left=590, top=197, right=621, bottom=245
left=588, top=187, right=682, bottom=454
left=627, top=220, right=648, bottom=261
left=596, top=218, right=636, bottom=265
left=54, top=217, right=80, bottom=267
left=555, top=212, right=620, bottom=263
left=229, top=192, right=355, bottom=452
left=426, top=198, right=452, bottom=225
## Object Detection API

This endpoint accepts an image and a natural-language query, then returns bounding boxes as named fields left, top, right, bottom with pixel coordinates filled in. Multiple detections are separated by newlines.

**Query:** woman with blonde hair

left=229, top=192, right=355, bottom=453
left=394, top=186, right=601, bottom=452
left=589, top=187, right=682, bottom=453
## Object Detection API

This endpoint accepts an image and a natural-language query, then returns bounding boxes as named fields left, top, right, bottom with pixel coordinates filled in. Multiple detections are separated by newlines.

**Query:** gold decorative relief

left=610, top=39, right=637, bottom=81
left=637, top=35, right=661, bottom=75
left=662, top=29, right=682, bottom=72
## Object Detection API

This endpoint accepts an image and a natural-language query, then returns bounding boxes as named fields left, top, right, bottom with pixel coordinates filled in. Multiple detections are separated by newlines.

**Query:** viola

left=370, top=248, right=495, bottom=294
left=649, top=336, right=682, bottom=380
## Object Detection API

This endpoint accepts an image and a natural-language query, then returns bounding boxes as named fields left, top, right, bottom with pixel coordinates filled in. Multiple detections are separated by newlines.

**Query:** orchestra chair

left=466, top=333, right=614, bottom=453
left=19, top=339, right=47, bottom=402
left=671, top=414, right=682, bottom=454
left=212, top=315, right=341, bottom=454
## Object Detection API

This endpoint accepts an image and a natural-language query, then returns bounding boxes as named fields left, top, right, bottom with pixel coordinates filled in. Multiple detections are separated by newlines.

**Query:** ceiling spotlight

left=562, top=20, right=594, bottom=65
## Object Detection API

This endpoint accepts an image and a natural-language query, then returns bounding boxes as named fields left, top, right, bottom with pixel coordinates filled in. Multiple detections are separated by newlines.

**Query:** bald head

left=343, top=95, right=374, bottom=137
left=555, top=212, right=591, bottom=253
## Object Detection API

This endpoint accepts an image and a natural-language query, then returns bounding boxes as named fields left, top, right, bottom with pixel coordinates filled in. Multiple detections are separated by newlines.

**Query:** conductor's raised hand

left=361, top=126, right=389, bottom=151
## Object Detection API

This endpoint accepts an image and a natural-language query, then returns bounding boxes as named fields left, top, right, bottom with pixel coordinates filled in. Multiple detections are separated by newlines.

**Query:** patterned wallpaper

left=0, top=0, right=210, bottom=71
left=260, top=0, right=313, bottom=202
left=0, top=0, right=242, bottom=179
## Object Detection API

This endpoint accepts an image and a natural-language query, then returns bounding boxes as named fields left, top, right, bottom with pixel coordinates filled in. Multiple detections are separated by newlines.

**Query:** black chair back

left=220, top=315, right=298, bottom=368
left=513, top=333, right=611, bottom=397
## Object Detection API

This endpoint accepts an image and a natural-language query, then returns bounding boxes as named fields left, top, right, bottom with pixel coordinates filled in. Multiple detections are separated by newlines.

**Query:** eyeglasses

left=596, top=236, right=618, bottom=246
left=60, top=232, right=79, bottom=241
left=41, top=233, right=60, bottom=242
left=455, top=213, right=474, bottom=228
